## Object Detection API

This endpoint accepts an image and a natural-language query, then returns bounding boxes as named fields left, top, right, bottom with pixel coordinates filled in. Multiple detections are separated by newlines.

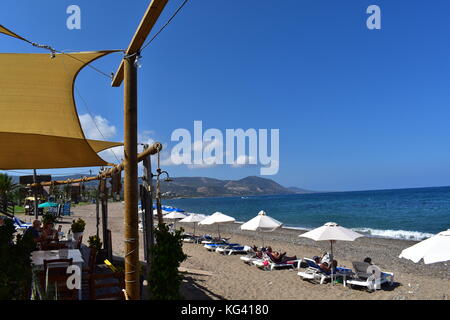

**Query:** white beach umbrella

left=163, top=211, right=187, bottom=229
left=199, top=212, right=235, bottom=239
left=299, top=222, right=363, bottom=280
left=399, top=229, right=450, bottom=264
left=240, top=210, right=282, bottom=247
left=299, top=222, right=363, bottom=242
left=164, top=211, right=187, bottom=220
left=179, top=213, right=207, bottom=235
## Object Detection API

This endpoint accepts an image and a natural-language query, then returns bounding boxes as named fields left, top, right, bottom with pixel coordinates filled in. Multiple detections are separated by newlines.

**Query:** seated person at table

left=23, top=220, right=43, bottom=250
left=41, top=221, right=59, bottom=241
left=24, top=220, right=42, bottom=241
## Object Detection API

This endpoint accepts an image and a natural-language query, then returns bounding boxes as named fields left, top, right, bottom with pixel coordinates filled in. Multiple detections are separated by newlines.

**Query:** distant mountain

left=159, top=176, right=309, bottom=198
left=286, top=186, right=316, bottom=194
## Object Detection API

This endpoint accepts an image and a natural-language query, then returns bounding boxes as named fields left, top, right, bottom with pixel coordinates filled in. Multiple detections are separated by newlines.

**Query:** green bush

left=0, top=218, right=35, bottom=299
left=42, top=212, right=56, bottom=225
left=148, top=223, right=187, bottom=300
left=88, top=235, right=102, bottom=250
left=71, top=218, right=86, bottom=233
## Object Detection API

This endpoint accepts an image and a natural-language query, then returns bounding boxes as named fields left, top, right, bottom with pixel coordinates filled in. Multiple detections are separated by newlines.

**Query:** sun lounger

left=253, top=252, right=302, bottom=271
left=216, top=245, right=252, bottom=255
left=346, top=261, right=394, bottom=291
left=204, top=243, right=239, bottom=251
left=201, top=236, right=230, bottom=245
left=240, top=252, right=264, bottom=265
left=183, top=235, right=203, bottom=243
left=13, top=217, right=32, bottom=231
left=297, top=258, right=334, bottom=284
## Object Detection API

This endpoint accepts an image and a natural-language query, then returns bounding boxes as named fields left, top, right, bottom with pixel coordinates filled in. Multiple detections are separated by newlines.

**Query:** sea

left=163, top=186, right=450, bottom=241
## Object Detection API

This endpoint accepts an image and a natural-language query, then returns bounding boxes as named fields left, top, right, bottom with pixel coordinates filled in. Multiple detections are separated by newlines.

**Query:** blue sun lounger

left=13, top=217, right=32, bottom=231
left=204, top=243, right=240, bottom=251
left=216, top=245, right=252, bottom=255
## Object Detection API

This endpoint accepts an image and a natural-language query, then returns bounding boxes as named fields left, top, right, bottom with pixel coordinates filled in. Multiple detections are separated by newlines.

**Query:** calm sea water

left=163, top=186, right=450, bottom=241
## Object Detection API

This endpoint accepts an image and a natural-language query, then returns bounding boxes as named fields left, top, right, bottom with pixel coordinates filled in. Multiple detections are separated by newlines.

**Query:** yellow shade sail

left=0, top=51, right=123, bottom=169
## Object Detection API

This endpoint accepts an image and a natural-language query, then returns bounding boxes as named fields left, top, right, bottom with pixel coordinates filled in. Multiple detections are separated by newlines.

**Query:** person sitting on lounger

left=41, top=221, right=58, bottom=241
left=319, top=259, right=338, bottom=274
left=266, top=247, right=297, bottom=264
left=252, top=245, right=267, bottom=258
left=321, top=252, right=331, bottom=264
left=312, top=256, right=321, bottom=265
left=364, top=257, right=373, bottom=264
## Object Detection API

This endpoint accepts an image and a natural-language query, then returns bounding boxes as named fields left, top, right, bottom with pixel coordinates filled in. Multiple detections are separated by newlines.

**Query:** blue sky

left=2, top=0, right=450, bottom=192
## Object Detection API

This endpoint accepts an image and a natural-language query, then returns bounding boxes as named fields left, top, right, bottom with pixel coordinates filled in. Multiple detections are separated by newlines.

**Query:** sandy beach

left=31, top=202, right=449, bottom=300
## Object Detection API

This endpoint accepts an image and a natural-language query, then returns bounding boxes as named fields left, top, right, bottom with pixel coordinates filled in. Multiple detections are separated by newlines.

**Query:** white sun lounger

left=216, top=245, right=252, bottom=255
left=204, top=243, right=239, bottom=251
left=253, top=253, right=302, bottom=271
left=240, top=253, right=263, bottom=265
left=298, top=258, right=355, bottom=285
left=297, top=258, right=333, bottom=284
left=346, top=261, right=394, bottom=291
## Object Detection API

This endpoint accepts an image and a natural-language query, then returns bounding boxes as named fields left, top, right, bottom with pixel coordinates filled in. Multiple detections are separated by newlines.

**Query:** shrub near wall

left=148, top=223, right=187, bottom=300
left=0, top=218, right=35, bottom=299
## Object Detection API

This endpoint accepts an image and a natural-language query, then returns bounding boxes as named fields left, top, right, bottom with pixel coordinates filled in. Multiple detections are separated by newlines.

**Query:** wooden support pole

left=123, top=55, right=140, bottom=299
left=142, top=146, right=155, bottom=277
left=95, top=183, right=100, bottom=238
left=111, top=0, right=169, bottom=87
left=33, top=169, right=39, bottom=219
left=100, top=179, right=109, bottom=258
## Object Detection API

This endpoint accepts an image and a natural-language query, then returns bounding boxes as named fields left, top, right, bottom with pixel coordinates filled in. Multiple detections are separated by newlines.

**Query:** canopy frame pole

left=33, top=169, right=39, bottom=220
left=26, top=143, right=162, bottom=188
left=155, top=147, right=164, bottom=225
left=123, top=55, right=140, bottom=300
left=142, top=145, right=155, bottom=279
left=95, top=182, right=100, bottom=238
left=100, top=178, right=110, bottom=260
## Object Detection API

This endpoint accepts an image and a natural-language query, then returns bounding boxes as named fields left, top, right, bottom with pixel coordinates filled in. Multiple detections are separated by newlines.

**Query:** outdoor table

left=59, top=239, right=76, bottom=249
left=31, top=249, right=84, bottom=300
left=335, top=267, right=354, bottom=287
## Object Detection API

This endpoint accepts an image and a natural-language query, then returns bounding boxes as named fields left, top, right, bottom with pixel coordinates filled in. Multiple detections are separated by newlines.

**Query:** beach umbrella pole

left=330, top=240, right=334, bottom=284
left=261, top=232, right=265, bottom=248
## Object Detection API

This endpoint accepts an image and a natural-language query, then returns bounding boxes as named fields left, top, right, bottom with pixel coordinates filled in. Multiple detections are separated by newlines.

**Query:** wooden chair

left=43, top=258, right=73, bottom=276
left=75, top=235, right=83, bottom=249
left=42, top=274, right=78, bottom=300
left=82, top=248, right=98, bottom=275
left=89, top=271, right=125, bottom=300
left=38, top=258, right=74, bottom=298
left=81, top=247, right=98, bottom=288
